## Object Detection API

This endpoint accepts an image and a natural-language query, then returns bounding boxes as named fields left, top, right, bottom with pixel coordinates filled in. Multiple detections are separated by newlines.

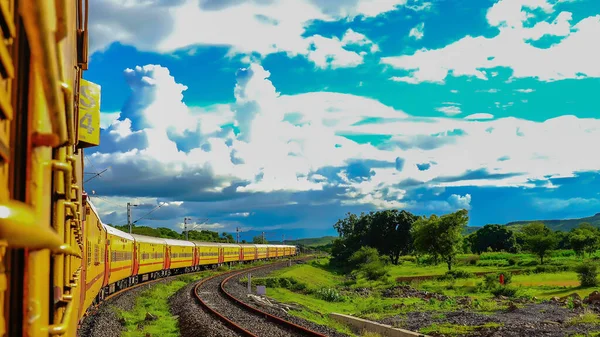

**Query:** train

left=0, top=1, right=296, bottom=336
left=81, top=194, right=296, bottom=321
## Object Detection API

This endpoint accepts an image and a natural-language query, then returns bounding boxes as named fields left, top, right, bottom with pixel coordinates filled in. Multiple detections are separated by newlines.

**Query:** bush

left=491, top=286, right=518, bottom=298
left=399, top=256, right=417, bottom=263
left=482, top=272, right=512, bottom=289
left=508, top=257, right=518, bottom=266
left=438, top=270, right=474, bottom=281
left=348, top=247, right=390, bottom=281
left=533, top=265, right=569, bottom=274
left=574, top=264, right=598, bottom=287
left=291, top=282, right=307, bottom=292
left=315, top=288, right=346, bottom=302
left=278, top=278, right=292, bottom=289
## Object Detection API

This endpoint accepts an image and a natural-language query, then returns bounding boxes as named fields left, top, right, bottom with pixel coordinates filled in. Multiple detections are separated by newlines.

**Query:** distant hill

left=462, top=213, right=600, bottom=235
left=504, top=213, right=600, bottom=232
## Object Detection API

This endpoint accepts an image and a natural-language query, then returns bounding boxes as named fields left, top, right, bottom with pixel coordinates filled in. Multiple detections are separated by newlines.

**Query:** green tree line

left=331, top=209, right=600, bottom=271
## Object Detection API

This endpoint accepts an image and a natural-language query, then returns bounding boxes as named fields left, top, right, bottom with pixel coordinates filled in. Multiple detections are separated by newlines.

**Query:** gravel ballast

left=222, top=261, right=352, bottom=337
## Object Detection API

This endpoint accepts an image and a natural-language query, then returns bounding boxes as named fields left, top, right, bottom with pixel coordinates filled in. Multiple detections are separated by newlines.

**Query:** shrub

left=348, top=247, right=390, bottom=281
left=533, top=265, right=569, bottom=274
left=574, top=264, right=598, bottom=287
left=265, top=278, right=279, bottom=288
left=278, top=278, right=292, bottom=289
left=291, top=282, right=307, bottom=292
left=508, top=257, right=518, bottom=266
left=438, top=270, right=474, bottom=281
left=315, top=288, right=346, bottom=302
left=399, top=256, right=417, bottom=263
left=482, top=272, right=512, bottom=289
left=491, top=286, right=518, bottom=298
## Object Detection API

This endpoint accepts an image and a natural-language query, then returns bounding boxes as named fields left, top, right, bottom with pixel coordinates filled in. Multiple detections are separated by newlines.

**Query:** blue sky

left=84, top=0, right=600, bottom=240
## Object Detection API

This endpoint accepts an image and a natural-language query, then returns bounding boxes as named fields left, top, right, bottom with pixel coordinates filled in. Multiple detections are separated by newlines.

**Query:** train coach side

left=257, top=244, right=268, bottom=259
left=131, top=234, right=167, bottom=281
left=221, top=243, right=242, bottom=263
left=164, top=238, right=195, bottom=272
left=240, top=244, right=257, bottom=261
left=104, top=225, right=135, bottom=295
left=80, top=195, right=107, bottom=317
left=195, top=242, right=221, bottom=266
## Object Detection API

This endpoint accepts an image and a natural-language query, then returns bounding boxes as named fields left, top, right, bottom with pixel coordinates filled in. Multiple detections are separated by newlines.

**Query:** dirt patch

left=378, top=302, right=600, bottom=337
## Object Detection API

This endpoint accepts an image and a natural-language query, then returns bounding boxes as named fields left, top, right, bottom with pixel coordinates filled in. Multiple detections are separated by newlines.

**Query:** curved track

left=194, top=261, right=328, bottom=337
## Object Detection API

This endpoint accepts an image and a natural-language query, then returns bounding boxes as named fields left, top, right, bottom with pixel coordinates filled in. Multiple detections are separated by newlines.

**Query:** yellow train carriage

left=256, top=244, right=268, bottom=259
left=240, top=244, right=257, bottom=261
left=80, top=196, right=107, bottom=317
left=291, top=246, right=297, bottom=255
left=105, top=225, right=134, bottom=292
left=284, top=246, right=291, bottom=256
left=164, top=238, right=195, bottom=270
left=266, top=245, right=277, bottom=258
left=195, top=242, right=221, bottom=265
left=221, top=243, right=241, bottom=263
left=131, top=234, right=166, bottom=279
left=277, top=245, right=285, bottom=257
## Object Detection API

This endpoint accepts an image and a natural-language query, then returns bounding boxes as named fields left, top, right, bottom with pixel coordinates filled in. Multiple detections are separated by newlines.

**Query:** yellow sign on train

left=78, top=79, right=101, bottom=147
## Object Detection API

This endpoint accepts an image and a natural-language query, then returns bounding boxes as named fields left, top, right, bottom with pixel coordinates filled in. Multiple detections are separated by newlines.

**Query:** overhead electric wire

left=132, top=202, right=166, bottom=224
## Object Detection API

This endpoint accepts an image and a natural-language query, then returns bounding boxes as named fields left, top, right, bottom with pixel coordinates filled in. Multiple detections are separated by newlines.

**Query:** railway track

left=194, top=260, right=336, bottom=337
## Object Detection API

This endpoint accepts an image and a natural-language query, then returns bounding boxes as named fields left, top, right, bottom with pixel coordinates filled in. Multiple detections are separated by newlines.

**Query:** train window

left=87, top=242, right=92, bottom=266
left=94, top=245, right=99, bottom=265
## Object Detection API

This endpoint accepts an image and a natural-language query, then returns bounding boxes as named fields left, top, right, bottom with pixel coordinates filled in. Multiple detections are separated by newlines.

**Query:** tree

left=331, top=209, right=418, bottom=265
left=470, top=224, right=518, bottom=253
left=252, top=235, right=268, bottom=244
left=569, top=223, right=599, bottom=258
left=411, top=209, right=469, bottom=270
left=522, top=222, right=557, bottom=264
left=221, top=232, right=235, bottom=243
left=367, top=210, right=418, bottom=264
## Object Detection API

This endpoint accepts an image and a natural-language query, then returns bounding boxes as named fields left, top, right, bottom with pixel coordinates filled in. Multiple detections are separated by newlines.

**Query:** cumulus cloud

left=381, top=0, right=600, bottom=83
left=88, top=62, right=600, bottom=231
left=88, top=0, right=401, bottom=68
left=409, top=22, right=425, bottom=40
left=465, top=113, right=494, bottom=120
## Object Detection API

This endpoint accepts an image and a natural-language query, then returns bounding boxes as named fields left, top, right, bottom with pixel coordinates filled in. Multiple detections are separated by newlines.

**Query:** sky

left=84, top=0, right=600, bottom=241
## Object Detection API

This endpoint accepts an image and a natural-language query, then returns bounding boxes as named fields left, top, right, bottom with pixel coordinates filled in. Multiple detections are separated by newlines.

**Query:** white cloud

left=89, top=0, right=395, bottom=68
left=100, top=111, right=121, bottom=129
left=532, top=197, right=600, bottom=212
left=465, top=113, right=494, bottom=120
left=91, top=63, right=600, bottom=218
left=409, top=22, right=425, bottom=40
left=435, top=103, right=462, bottom=116
left=381, top=0, right=600, bottom=83
left=515, top=88, right=535, bottom=93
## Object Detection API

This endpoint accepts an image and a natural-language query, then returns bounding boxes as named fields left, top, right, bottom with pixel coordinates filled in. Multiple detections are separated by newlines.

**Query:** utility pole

left=127, top=202, right=138, bottom=233
left=236, top=227, right=240, bottom=243
left=262, top=231, right=265, bottom=244
left=184, top=217, right=192, bottom=240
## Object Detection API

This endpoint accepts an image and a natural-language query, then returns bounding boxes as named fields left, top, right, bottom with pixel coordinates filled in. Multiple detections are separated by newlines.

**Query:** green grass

left=269, top=259, right=342, bottom=290
left=115, top=260, right=276, bottom=336
left=419, top=322, right=503, bottom=336
left=254, top=254, right=600, bottom=335
left=117, top=273, right=212, bottom=337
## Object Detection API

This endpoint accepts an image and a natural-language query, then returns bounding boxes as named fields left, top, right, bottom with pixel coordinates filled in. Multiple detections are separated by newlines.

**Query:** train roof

left=130, top=234, right=167, bottom=245
left=239, top=243, right=257, bottom=248
left=164, top=238, right=195, bottom=247
left=86, top=197, right=102, bottom=222
left=219, top=243, right=241, bottom=248
left=104, top=224, right=135, bottom=241
left=192, top=241, right=222, bottom=247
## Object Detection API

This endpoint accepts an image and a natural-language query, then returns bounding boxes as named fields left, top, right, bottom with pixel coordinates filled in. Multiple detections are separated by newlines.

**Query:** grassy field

left=254, top=252, right=600, bottom=336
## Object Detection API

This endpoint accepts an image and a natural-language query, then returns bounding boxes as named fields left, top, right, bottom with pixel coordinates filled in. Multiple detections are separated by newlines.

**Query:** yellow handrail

left=20, top=0, right=68, bottom=145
